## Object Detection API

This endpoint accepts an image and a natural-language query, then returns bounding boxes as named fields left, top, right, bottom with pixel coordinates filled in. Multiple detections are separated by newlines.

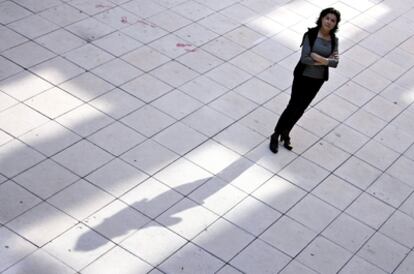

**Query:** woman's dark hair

left=316, top=7, right=341, bottom=34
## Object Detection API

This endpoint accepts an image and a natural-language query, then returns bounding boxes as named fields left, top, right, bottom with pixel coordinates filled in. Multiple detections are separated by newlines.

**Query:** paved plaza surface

left=1, top=0, right=414, bottom=273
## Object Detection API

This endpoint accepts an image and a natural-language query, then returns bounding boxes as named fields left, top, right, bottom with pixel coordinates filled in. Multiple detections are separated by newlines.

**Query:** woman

left=270, top=7, right=341, bottom=153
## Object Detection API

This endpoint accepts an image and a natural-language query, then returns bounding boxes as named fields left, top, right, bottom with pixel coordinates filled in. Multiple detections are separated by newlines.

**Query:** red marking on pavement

left=176, top=43, right=193, bottom=47
left=184, top=48, right=197, bottom=53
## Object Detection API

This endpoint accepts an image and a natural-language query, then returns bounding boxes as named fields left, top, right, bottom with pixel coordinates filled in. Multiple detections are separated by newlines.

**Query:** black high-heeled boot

left=280, top=132, right=293, bottom=150
left=269, top=133, right=279, bottom=153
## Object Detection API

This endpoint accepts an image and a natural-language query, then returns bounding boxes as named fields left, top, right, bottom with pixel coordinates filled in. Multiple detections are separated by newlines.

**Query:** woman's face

left=321, top=13, right=337, bottom=32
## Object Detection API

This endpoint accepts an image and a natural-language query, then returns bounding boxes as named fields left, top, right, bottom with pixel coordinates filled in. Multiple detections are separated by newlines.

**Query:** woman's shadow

left=75, top=156, right=256, bottom=252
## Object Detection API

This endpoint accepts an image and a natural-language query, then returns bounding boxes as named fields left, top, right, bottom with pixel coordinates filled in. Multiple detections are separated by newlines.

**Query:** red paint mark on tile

left=135, top=19, right=157, bottom=28
left=176, top=43, right=197, bottom=53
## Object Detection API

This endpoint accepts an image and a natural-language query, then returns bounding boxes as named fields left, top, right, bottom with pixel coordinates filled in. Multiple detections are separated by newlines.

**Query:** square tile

left=279, top=156, right=330, bottom=191
left=287, top=195, right=340, bottom=233
left=68, top=0, right=114, bottom=16
left=150, top=60, right=199, bottom=88
left=89, top=88, right=144, bottom=119
left=7, top=202, right=77, bottom=246
left=387, top=156, right=414, bottom=188
left=152, top=89, right=202, bottom=119
left=356, top=140, right=400, bottom=171
left=179, top=76, right=228, bottom=104
left=173, top=2, right=214, bottom=21
left=218, top=158, right=273, bottom=193
left=279, top=260, right=318, bottom=274
left=59, top=72, right=115, bottom=101
left=334, top=156, right=382, bottom=190
left=312, top=175, right=361, bottom=210
left=82, top=246, right=152, bottom=274
left=358, top=232, right=409, bottom=273
left=93, top=6, right=139, bottom=30
left=206, top=63, right=252, bottom=90
left=159, top=242, right=223, bottom=274
left=8, top=14, right=59, bottom=39
left=302, top=140, right=350, bottom=172
left=230, top=50, right=273, bottom=76
left=13, top=0, right=62, bottom=12
left=38, top=4, right=87, bottom=27
left=48, top=179, right=114, bottom=220
left=121, top=46, right=170, bottom=72
left=224, top=26, right=265, bottom=48
left=0, top=139, right=45, bottom=178
left=176, top=48, right=223, bottom=74
left=297, top=109, right=339, bottom=138
left=2, top=41, right=55, bottom=68
left=367, top=173, right=413, bottom=208
left=257, top=64, right=293, bottom=91
left=44, top=224, right=115, bottom=271
left=314, top=94, right=358, bottom=122
left=149, top=33, right=193, bottom=59
left=2, top=249, right=75, bottom=274
left=120, top=222, right=186, bottom=266
left=156, top=198, right=219, bottom=240
left=153, top=122, right=207, bottom=155
left=346, top=193, right=395, bottom=229
left=0, top=26, right=27, bottom=52
left=0, top=70, right=53, bottom=101
left=56, top=104, right=114, bottom=137
left=14, top=159, right=79, bottom=199
left=353, top=69, right=392, bottom=94
left=120, top=177, right=183, bottom=218
left=185, top=140, right=240, bottom=175
left=93, top=31, right=142, bottom=57
left=231, top=239, right=290, bottom=273
left=252, top=175, right=307, bottom=213
left=375, top=123, right=413, bottom=154
left=91, top=58, right=143, bottom=86
left=193, top=218, right=254, bottom=261
left=380, top=211, right=414, bottom=249
left=121, top=139, right=179, bottom=175
left=234, top=78, right=279, bottom=105
left=0, top=56, right=23, bottom=81
left=88, top=122, right=146, bottom=156
left=189, top=176, right=247, bottom=215
left=120, top=19, right=168, bottom=44
left=340, top=256, right=387, bottom=274
left=251, top=38, right=293, bottom=63
left=198, top=12, right=239, bottom=35
left=153, top=157, right=212, bottom=195
left=86, top=158, right=148, bottom=197
left=335, top=80, right=376, bottom=107
left=0, top=1, right=32, bottom=25
left=120, top=0, right=165, bottom=18
left=182, top=106, right=233, bottom=137
left=32, top=56, right=85, bottom=85
left=0, top=180, right=41, bottom=224
left=394, top=251, right=414, bottom=274
left=364, top=95, right=404, bottom=122
left=296, top=236, right=352, bottom=274
left=26, top=87, right=83, bottom=119
left=121, top=105, right=175, bottom=137
left=323, top=124, right=369, bottom=154
left=0, top=130, right=13, bottom=147
left=147, top=10, right=191, bottom=32
left=83, top=200, right=150, bottom=244
left=19, top=121, right=81, bottom=157
left=323, top=213, right=374, bottom=252
left=0, top=103, right=49, bottom=137
left=261, top=215, right=316, bottom=257
left=64, top=44, right=114, bottom=70
left=225, top=196, right=281, bottom=236
left=0, top=227, right=36, bottom=273
left=214, top=123, right=265, bottom=155
left=175, top=23, right=219, bottom=46
left=209, top=91, right=256, bottom=120
left=120, top=73, right=173, bottom=103
left=201, top=36, right=245, bottom=60
left=53, top=140, right=113, bottom=177
left=35, top=29, right=87, bottom=55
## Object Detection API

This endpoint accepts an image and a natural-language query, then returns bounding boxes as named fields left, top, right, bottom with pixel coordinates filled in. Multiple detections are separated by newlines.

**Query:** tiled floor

left=1, top=0, right=414, bottom=273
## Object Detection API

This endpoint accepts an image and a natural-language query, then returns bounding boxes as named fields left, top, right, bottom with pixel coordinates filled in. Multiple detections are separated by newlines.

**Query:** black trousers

left=274, top=75, right=325, bottom=134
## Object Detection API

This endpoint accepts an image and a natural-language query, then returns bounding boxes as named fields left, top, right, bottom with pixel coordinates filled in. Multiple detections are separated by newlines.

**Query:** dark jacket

left=293, top=27, right=337, bottom=81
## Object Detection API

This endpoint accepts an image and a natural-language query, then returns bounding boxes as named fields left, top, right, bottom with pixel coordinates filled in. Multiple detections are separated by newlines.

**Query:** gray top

left=300, top=35, right=339, bottom=79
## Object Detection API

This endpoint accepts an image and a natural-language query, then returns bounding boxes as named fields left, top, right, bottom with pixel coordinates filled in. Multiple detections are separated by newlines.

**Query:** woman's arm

left=300, top=35, right=317, bottom=65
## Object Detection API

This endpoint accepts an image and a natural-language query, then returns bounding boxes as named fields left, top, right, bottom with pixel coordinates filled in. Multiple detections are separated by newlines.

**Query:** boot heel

left=269, top=133, right=279, bottom=153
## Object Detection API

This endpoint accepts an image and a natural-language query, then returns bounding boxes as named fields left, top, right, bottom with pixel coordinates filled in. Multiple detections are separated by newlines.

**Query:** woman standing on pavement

left=270, top=7, right=341, bottom=153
